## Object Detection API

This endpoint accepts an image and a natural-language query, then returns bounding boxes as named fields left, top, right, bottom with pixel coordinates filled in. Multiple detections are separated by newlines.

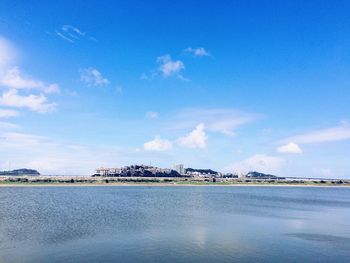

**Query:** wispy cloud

left=184, top=47, right=211, bottom=57
left=280, top=124, right=350, bottom=145
left=55, top=25, right=96, bottom=43
left=56, top=31, right=74, bottom=43
left=0, top=131, right=48, bottom=148
left=177, top=123, right=207, bottom=149
left=143, top=136, right=172, bottom=151
left=80, top=67, right=109, bottom=87
left=0, top=89, right=56, bottom=113
left=171, top=108, right=259, bottom=136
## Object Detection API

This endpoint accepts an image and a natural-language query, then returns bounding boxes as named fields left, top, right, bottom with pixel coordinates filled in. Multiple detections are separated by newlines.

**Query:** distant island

left=93, top=165, right=224, bottom=178
left=92, top=165, right=281, bottom=179
left=0, top=169, right=40, bottom=176
left=93, top=165, right=181, bottom=177
left=246, top=171, right=283, bottom=179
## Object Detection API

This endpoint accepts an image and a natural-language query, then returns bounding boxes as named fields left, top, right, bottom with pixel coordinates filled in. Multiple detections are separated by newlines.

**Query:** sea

left=0, top=186, right=350, bottom=262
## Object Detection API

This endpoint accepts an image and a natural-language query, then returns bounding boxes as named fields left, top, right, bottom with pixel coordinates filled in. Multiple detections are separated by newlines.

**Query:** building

left=174, top=164, right=184, bottom=175
left=94, top=167, right=122, bottom=176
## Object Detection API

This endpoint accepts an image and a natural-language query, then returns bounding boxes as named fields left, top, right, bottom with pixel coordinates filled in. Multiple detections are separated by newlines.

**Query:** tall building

left=174, top=164, right=184, bottom=175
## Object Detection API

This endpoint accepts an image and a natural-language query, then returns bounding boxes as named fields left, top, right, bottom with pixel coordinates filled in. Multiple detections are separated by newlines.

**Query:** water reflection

left=286, top=233, right=350, bottom=250
left=0, top=186, right=350, bottom=262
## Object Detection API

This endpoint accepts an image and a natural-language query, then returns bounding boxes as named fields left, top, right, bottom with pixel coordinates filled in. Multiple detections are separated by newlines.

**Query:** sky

left=0, top=1, right=349, bottom=177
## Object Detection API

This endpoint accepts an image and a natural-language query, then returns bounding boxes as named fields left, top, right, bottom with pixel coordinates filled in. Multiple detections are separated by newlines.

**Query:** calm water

left=1, top=186, right=350, bottom=262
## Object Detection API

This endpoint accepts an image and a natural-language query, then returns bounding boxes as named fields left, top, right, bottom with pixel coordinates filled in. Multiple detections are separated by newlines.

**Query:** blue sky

left=0, top=1, right=349, bottom=177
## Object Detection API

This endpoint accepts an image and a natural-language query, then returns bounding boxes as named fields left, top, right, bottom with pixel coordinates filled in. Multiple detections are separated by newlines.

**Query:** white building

left=95, top=167, right=122, bottom=176
left=174, top=164, right=184, bottom=175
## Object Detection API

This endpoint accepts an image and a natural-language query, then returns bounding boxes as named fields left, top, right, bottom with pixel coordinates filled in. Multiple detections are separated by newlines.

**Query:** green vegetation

left=0, top=176, right=349, bottom=186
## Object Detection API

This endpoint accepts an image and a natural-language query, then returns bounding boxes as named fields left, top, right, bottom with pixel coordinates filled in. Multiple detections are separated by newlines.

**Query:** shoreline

left=1, top=182, right=350, bottom=188
left=1, top=175, right=349, bottom=188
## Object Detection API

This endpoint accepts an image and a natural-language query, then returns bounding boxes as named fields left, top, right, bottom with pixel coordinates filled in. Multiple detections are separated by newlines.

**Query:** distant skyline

left=0, top=1, right=350, bottom=177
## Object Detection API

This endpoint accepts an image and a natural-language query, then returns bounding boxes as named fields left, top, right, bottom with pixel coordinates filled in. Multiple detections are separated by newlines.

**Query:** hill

left=246, top=171, right=282, bottom=179
left=185, top=168, right=218, bottom=175
left=0, top=169, right=40, bottom=176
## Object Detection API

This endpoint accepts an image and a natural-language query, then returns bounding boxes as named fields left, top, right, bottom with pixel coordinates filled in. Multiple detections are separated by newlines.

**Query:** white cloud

left=177, top=123, right=207, bottom=149
left=225, top=154, right=284, bottom=175
left=80, top=67, right=109, bottom=87
left=185, top=47, right=210, bottom=57
left=143, top=136, right=173, bottom=151
left=0, top=36, right=59, bottom=115
left=0, top=89, right=56, bottom=113
left=0, top=109, right=19, bottom=118
left=142, top=54, right=187, bottom=80
left=157, top=54, right=185, bottom=78
left=55, top=25, right=96, bottom=43
left=1, top=67, right=60, bottom=93
left=0, top=38, right=59, bottom=94
left=281, top=124, right=350, bottom=145
left=146, top=111, right=159, bottom=119
left=277, top=142, right=302, bottom=154
left=172, top=108, right=258, bottom=136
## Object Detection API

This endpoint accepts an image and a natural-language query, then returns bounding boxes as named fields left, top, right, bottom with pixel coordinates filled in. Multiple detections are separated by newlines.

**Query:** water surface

left=1, top=186, right=350, bottom=262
